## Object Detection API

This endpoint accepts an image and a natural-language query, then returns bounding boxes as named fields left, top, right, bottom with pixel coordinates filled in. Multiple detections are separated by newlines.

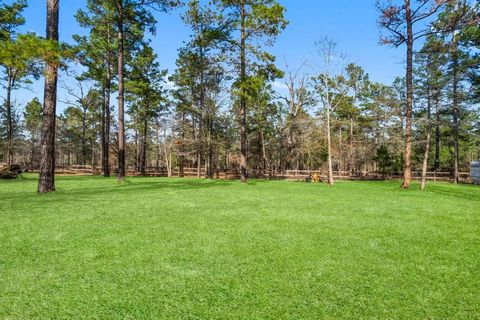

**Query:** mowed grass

left=1, top=175, right=479, bottom=319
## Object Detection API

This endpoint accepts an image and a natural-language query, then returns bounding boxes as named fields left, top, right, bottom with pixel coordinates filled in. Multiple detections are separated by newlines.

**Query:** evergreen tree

left=75, top=1, right=118, bottom=176
left=171, top=0, right=226, bottom=178
left=105, top=0, right=180, bottom=182
left=435, top=0, right=478, bottom=182
left=0, top=1, right=43, bottom=165
left=214, top=0, right=287, bottom=182
left=23, top=97, right=43, bottom=167
left=377, top=0, right=450, bottom=188
left=38, top=0, right=60, bottom=194
left=415, top=36, right=447, bottom=190
left=126, top=43, right=167, bottom=175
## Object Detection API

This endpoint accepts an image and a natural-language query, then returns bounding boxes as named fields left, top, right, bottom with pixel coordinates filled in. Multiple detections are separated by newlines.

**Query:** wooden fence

left=285, top=170, right=472, bottom=183
left=26, top=165, right=472, bottom=183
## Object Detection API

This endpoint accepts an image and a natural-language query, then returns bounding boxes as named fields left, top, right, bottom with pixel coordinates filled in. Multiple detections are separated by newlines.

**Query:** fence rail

left=26, top=166, right=472, bottom=183
left=284, top=170, right=471, bottom=183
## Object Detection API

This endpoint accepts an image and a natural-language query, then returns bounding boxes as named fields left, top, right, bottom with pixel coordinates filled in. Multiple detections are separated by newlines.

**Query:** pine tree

left=126, top=43, right=167, bottom=175
left=377, top=0, right=450, bottom=188
left=105, top=0, right=180, bottom=182
left=23, top=97, right=43, bottom=167
left=0, top=1, right=42, bottom=165
left=435, top=0, right=478, bottom=183
left=75, top=1, right=118, bottom=177
left=171, top=0, right=226, bottom=178
left=38, top=0, right=60, bottom=194
left=416, top=36, right=447, bottom=190
left=214, top=0, right=287, bottom=182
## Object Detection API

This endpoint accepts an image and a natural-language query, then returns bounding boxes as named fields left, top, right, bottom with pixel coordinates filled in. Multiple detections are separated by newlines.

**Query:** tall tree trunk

left=101, top=58, right=111, bottom=177
left=179, top=112, right=185, bottom=177
left=239, top=0, right=247, bottom=183
left=434, top=99, right=441, bottom=170
left=116, top=4, right=125, bottom=182
left=207, top=114, right=213, bottom=178
left=38, top=0, right=59, bottom=194
left=163, top=127, right=171, bottom=177
left=421, top=87, right=433, bottom=191
left=327, top=108, right=334, bottom=186
left=101, top=86, right=107, bottom=171
left=199, top=46, right=206, bottom=178
left=5, top=74, right=14, bottom=166
left=155, top=120, right=161, bottom=170
left=141, top=107, right=148, bottom=176
left=134, top=126, right=139, bottom=171
left=197, top=116, right=202, bottom=179
left=452, top=44, right=460, bottom=184
left=349, top=116, right=354, bottom=175
left=192, top=113, right=201, bottom=179
left=261, top=129, right=267, bottom=172
left=91, top=139, right=95, bottom=172
left=30, top=133, right=36, bottom=167
left=402, top=0, right=413, bottom=189
left=82, top=109, right=87, bottom=165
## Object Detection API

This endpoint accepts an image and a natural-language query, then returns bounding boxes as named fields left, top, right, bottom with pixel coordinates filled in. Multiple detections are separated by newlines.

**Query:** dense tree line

left=0, top=0, right=478, bottom=192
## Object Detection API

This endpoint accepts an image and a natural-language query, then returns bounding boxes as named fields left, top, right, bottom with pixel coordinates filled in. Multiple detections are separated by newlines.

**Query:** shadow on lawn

left=426, top=184, right=480, bottom=201
left=0, top=176, right=270, bottom=202
left=71, top=177, right=271, bottom=196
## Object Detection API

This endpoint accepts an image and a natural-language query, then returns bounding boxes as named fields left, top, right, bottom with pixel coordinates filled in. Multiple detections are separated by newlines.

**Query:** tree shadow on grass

left=425, top=184, right=480, bottom=202
left=67, top=178, right=273, bottom=199
left=1, top=177, right=247, bottom=203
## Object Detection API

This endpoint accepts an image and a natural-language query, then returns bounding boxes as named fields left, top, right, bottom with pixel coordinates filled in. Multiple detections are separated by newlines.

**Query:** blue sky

left=10, top=0, right=406, bottom=113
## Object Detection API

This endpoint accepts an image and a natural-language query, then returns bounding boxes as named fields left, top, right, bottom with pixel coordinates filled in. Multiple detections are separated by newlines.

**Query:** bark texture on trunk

left=327, top=109, right=334, bottom=186
left=117, top=4, right=125, bottom=182
left=434, top=100, right=441, bottom=170
left=38, top=0, right=59, bottom=194
left=421, top=88, right=433, bottom=191
left=206, top=115, right=213, bottom=178
left=349, top=116, right=354, bottom=174
left=402, top=0, right=413, bottom=189
left=5, top=74, right=14, bottom=166
left=140, top=109, right=148, bottom=176
left=452, top=46, right=460, bottom=184
left=239, top=0, right=247, bottom=183
left=101, top=59, right=111, bottom=177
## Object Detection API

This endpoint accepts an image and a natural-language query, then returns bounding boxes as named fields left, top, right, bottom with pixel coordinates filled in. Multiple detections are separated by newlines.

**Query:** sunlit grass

left=1, top=174, right=479, bottom=319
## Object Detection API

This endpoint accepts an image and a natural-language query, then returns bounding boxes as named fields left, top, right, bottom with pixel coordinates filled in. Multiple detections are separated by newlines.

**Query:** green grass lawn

left=1, top=175, right=479, bottom=319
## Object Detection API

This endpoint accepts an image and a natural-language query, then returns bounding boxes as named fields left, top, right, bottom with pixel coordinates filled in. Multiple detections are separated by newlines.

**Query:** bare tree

left=313, top=38, right=349, bottom=186
left=60, top=78, right=99, bottom=165
left=280, top=62, right=312, bottom=170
